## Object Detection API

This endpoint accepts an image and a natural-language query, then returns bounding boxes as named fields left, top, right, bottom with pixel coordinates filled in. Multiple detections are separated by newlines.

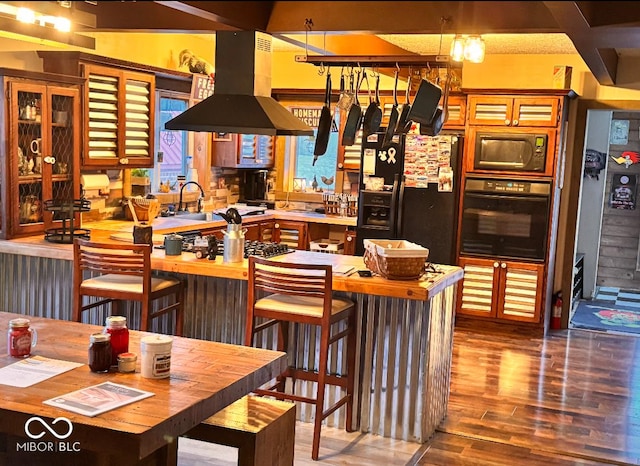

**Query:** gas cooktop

left=156, top=231, right=292, bottom=259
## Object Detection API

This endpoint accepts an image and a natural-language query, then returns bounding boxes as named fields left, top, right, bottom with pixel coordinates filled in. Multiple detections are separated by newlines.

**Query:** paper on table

left=43, top=382, right=155, bottom=417
left=0, top=356, right=84, bottom=388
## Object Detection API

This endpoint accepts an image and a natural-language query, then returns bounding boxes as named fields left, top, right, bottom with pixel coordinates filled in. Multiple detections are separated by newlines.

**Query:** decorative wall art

left=610, top=174, right=636, bottom=210
left=610, top=119, right=630, bottom=145
left=584, top=148, right=607, bottom=180
left=610, top=151, right=640, bottom=168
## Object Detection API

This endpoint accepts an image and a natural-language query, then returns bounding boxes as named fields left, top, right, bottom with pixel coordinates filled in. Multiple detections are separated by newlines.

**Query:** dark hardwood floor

left=179, top=327, right=640, bottom=465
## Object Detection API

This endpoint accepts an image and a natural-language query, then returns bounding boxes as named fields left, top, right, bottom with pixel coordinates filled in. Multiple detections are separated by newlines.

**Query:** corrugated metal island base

left=0, top=236, right=462, bottom=444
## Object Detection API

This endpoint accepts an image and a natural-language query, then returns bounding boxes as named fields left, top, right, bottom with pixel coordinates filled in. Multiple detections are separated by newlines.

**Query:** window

left=285, top=106, right=340, bottom=193
left=151, top=92, right=190, bottom=191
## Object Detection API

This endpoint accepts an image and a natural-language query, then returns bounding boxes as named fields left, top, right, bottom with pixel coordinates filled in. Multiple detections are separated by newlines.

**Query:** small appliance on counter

left=241, top=170, right=271, bottom=206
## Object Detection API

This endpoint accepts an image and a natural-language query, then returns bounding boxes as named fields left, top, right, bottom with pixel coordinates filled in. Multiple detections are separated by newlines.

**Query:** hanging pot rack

left=295, top=54, right=462, bottom=70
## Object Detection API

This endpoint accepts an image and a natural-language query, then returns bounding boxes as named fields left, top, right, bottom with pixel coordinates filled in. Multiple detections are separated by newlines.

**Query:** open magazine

left=43, top=381, right=154, bottom=417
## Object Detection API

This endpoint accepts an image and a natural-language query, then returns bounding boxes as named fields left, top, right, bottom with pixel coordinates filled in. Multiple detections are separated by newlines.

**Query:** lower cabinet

left=457, top=256, right=544, bottom=324
left=273, top=220, right=308, bottom=250
left=344, top=228, right=356, bottom=256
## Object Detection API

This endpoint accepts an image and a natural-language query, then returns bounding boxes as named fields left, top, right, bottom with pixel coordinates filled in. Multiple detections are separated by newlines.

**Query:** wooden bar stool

left=72, top=238, right=184, bottom=335
left=245, top=256, right=357, bottom=461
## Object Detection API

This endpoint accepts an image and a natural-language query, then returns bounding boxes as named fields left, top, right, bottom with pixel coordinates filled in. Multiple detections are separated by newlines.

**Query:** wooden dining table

left=0, top=311, right=288, bottom=466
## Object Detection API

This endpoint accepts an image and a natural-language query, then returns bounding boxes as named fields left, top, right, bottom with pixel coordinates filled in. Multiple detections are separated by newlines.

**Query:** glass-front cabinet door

left=8, top=80, right=80, bottom=238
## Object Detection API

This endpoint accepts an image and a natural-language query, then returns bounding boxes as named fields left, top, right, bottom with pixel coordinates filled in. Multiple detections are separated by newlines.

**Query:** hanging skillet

left=395, top=70, right=413, bottom=135
left=342, top=70, right=363, bottom=146
left=362, top=71, right=382, bottom=136
left=420, top=67, right=450, bottom=137
left=407, top=77, right=442, bottom=128
left=382, top=69, right=400, bottom=147
left=313, top=68, right=332, bottom=165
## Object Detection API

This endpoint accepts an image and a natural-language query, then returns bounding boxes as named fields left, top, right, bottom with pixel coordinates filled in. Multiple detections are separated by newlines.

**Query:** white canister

left=140, top=335, right=173, bottom=379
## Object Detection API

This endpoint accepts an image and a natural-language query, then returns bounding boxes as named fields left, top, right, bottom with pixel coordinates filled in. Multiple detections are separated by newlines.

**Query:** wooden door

left=457, top=257, right=498, bottom=318
left=496, top=260, right=544, bottom=323
left=273, top=220, right=308, bottom=250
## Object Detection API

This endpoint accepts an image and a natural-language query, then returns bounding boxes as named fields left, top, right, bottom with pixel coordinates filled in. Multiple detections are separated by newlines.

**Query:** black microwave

left=474, top=132, right=548, bottom=172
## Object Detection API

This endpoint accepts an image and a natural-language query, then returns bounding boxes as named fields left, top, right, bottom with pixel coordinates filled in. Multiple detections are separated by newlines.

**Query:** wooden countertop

left=0, top=212, right=462, bottom=301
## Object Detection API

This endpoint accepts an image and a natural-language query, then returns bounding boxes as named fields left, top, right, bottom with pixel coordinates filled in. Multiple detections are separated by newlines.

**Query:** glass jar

left=8, top=318, right=37, bottom=358
left=117, top=352, right=137, bottom=373
left=88, top=333, right=112, bottom=373
left=105, top=316, right=129, bottom=365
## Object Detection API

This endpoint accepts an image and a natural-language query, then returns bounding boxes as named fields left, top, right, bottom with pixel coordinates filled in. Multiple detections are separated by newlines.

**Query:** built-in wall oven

left=459, top=177, right=552, bottom=261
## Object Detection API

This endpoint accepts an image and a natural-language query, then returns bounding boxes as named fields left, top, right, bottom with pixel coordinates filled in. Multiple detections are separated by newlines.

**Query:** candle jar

left=104, top=316, right=129, bottom=366
left=88, top=333, right=112, bottom=373
left=117, top=352, right=137, bottom=373
left=8, top=318, right=37, bottom=358
left=140, top=335, right=173, bottom=379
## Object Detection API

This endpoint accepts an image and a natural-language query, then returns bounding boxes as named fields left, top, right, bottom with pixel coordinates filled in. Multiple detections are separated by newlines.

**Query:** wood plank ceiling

left=73, top=1, right=640, bottom=87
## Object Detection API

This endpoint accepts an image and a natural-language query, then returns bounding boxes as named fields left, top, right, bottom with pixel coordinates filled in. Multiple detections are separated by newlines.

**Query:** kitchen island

left=0, top=217, right=462, bottom=445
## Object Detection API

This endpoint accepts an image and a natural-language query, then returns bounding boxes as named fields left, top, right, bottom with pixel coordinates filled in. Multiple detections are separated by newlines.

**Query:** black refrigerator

left=355, top=130, right=463, bottom=265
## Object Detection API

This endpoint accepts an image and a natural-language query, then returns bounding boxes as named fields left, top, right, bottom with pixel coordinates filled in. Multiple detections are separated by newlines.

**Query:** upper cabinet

left=444, top=95, right=467, bottom=129
left=467, top=95, right=561, bottom=127
left=39, top=52, right=158, bottom=169
left=81, top=64, right=155, bottom=168
left=211, top=134, right=275, bottom=168
left=0, top=70, right=83, bottom=239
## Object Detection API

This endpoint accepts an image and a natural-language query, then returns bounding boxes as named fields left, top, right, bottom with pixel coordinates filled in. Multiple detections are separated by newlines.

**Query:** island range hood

left=165, top=31, right=314, bottom=136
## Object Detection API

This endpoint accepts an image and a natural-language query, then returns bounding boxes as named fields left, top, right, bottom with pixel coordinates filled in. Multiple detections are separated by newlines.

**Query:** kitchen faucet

left=178, top=181, right=206, bottom=213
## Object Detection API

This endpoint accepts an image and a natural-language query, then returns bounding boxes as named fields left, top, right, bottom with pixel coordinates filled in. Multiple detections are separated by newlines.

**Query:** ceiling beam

left=543, top=1, right=617, bottom=85
left=154, top=1, right=274, bottom=31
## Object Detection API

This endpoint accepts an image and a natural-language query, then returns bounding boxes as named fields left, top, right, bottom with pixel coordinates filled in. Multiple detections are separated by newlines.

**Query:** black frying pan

left=341, top=70, right=363, bottom=146
left=313, top=70, right=332, bottom=164
left=362, top=72, right=382, bottom=136
left=382, top=70, right=400, bottom=147
left=420, top=70, right=450, bottom=137
left=407, top=79, right=442, bottom=127
left=395, top=72, right=413, bottom=135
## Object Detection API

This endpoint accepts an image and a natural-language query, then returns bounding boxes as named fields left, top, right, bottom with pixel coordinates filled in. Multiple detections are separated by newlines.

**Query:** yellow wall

left=4, top=31, right=640, bottom=101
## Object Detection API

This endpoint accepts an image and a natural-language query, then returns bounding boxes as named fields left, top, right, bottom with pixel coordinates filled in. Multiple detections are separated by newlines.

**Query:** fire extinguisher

left=551, top=292, right=563, bottom=330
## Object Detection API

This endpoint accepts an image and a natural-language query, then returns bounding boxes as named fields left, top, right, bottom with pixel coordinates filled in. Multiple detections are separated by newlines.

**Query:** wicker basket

left=363, top=239, right=429, bottom=280
left=125, top=197, right=161, bottom=221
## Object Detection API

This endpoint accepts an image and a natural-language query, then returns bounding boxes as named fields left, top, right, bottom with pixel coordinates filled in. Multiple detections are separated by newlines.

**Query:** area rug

left=571, top=299, right=640, bottom=335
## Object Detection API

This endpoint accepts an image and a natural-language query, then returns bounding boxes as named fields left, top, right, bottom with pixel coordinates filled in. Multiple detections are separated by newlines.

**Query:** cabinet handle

left=513, top=119, right=519, bottom=126
left=493, top=262, right=499, bottom=268
left=338, top=162, right=344, bottom=169
left=347, top=236, right=353, bottom=241
left=119, top=158, right=129, bottom=165
left=504, top=119, right=511, bottom=125
left=274, top=223, right=280, bottom=229
left=43, top=156, right=55, bottom=165
left=501, top=262, right=507, bottom=269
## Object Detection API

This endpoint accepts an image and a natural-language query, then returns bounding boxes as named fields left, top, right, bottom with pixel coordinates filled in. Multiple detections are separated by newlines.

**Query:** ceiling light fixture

left=450, top=34, right=485, bottom=63
left=15, top=6, right=71, bottom=32
left=446, top=17, right=485, bottom=64
left=0, top=1, right=95, bottom=49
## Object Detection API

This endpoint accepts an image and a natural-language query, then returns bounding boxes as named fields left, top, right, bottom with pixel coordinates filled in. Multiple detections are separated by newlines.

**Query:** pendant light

left=464, top=36, right=485, bottom=63
left=450, top=35, right=466, bottom=62
left=448, top=17, right=486, bottom=64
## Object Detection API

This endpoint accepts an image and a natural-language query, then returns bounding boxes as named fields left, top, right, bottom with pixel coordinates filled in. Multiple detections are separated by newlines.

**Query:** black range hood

left=165, top=31, right=313, bottom=136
